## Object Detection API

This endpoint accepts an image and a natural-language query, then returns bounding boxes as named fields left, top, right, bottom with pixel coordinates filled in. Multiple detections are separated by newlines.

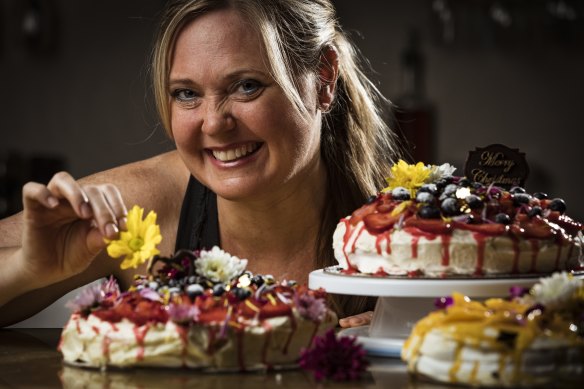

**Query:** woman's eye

left=236, top=79, right=263, bottom=97
left=172, top=89, right=197, bottom=103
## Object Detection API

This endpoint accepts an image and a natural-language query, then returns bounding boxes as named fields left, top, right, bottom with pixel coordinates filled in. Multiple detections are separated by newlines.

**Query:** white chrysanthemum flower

left=531, top=272, right=583, bottom=308
left=427, top=163, right=457, bottom=183
left=195, top=246, right=248, bottom=283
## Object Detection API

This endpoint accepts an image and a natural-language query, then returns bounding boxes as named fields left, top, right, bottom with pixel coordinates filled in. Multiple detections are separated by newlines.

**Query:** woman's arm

left=0, top=151, right=189, bottom=327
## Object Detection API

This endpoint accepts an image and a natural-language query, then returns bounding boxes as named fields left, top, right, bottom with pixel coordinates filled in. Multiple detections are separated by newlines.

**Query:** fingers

left=83, top=184, right=127, bottom=238
left=34, top=171, right=127, bottom=239
left=22, top=182, right=60, bottom=210
left=46, top=171, right=90, bottom=218
left=338, top=311, right=374, bottom=328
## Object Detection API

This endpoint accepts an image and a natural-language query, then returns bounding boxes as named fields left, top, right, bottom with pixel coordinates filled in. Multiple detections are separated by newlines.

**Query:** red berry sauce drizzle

left=339, top=176, right=583, bottom=278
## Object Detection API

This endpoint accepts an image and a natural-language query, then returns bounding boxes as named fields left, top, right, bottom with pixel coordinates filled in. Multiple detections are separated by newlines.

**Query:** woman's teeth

left=212, top=143, right=259, bottom=162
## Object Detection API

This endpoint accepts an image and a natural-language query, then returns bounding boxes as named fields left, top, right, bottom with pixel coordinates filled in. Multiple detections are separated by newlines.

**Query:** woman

left=0, top=0, right=400, bottom=327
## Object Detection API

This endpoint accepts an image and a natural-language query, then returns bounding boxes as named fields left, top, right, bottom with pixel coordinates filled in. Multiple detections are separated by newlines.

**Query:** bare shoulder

left=81, top=151, right=189, bottom=214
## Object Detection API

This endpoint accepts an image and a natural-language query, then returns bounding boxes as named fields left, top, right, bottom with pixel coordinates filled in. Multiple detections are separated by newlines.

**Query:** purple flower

left=509, top=286, right=529, bottom=299
left=168, top=303, right=199, bottom=324
left=299, top=329, right=368, bottom=382
left=294, top=293, right=327, bottom=322
left=434, top=296, right=454, bottom=310
left=65, top=277, right=120, bottom=313
left=139, top=288, right=162, bottom=302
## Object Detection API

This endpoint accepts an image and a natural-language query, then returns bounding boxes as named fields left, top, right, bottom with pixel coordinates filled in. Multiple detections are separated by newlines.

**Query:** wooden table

left=0, top=328, right=432, bottom=389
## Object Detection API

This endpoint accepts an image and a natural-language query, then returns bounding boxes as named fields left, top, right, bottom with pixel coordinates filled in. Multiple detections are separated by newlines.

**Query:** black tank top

left=174, top=176, right=220, bottom=251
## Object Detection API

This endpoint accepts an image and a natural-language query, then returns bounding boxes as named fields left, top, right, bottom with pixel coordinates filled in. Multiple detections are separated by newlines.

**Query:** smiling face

left=169, top=8, right=324, bottom=202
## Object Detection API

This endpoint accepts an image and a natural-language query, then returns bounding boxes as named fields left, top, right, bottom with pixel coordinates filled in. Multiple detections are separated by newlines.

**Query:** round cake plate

left=309, top=269, right=584, bottom=358
left=308, top=269, right=545, bottom=297
left=339, top=325, right=403, bottom=358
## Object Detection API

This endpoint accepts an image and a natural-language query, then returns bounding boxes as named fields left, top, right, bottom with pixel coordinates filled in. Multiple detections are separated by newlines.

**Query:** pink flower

left=65, top=276, right=120, bottom=313
left=294, top=292, right=327, bottom=322
left=168, top=303, right=199, bottom=324
left=299, top=329, right=369, bottom=381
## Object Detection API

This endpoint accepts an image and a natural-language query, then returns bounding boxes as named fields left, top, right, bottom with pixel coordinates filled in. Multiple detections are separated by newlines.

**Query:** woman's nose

left=201, top=100, right=235, bottom=135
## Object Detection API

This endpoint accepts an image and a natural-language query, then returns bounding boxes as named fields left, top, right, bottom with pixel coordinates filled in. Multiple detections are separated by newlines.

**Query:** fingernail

left=80, top=203, right=92, bottom=219
left=352, top=318, right=364, bottom=326
left=118, top=217, right=127, bottom=231
left=47, top=196, right=59, bottom=208
left=105, top=222, right=119, bottom=238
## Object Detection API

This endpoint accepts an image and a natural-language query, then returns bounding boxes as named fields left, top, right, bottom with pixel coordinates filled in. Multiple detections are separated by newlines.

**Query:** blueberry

left=533, top=192, right=548, bottom=200
left=416, top=191, right=435, bottom=204
left=458, top=177, right=471, bottom=187
left=186, top=283, right=204, bottom=298
left=512, top=193, right=531, bottom=206
left=418, top=183, right=438, bottom=195
left=231, top=287, right=251, bottom=301
left=251, top=275, right=264, bottom=287
left=212, top=284, right=226, bottom=296
left=187, top=276, right=200, bottom=284
left=168, top=279, right=178, bottom=287
left=148, top=281, right=159, bottom=290
left=441, top=197, right=461, bottom=216
left=168, top=287, right=181, bottom=295
left=264, top=275, right=276, bottom=285
left=418, top=205, right=441, bottom=219
left=472, top=182, right=484, bottom=190
left=510, top=186, right=526, bottom=194
left=465, top=195, right=483, bottom=210
left=527, top=206, right=543, bottom=218
left=548, top=198, right=567, bottom=214
left=391, top=187, right=411, bottom=201
left=442, top=184, right=458, bottom=197
left=495, top=213, right=512, bottom=225
left=366, top=194, right=378, bottom=204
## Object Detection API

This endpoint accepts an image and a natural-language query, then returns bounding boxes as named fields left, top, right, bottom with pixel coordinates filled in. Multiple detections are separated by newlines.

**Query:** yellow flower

left=106, top=205, right=162, bottom=270
left=382, top=160, right=431, bottom=196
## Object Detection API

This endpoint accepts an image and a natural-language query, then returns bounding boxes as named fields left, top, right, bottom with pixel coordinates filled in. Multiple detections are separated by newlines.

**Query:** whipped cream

left=333, top=219, right=580, bottom=276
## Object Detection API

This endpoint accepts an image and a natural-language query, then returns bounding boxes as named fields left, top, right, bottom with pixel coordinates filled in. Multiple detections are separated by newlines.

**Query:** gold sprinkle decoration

left=266, top=294, right=277, bottom=306
left=245, top=300, right=261, bottom=313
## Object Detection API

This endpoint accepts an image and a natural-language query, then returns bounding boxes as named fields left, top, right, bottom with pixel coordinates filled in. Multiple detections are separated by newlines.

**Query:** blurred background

left=1, top=0, right=583, bottom=326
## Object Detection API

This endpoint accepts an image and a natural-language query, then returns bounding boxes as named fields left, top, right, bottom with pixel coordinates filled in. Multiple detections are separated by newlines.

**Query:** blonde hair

left=152, top=0, right=401, bottom=317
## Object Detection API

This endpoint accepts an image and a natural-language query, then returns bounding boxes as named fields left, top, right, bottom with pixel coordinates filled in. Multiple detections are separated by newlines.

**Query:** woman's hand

left=19, top=171, right=127, bottom=290
left=338, top=311, right=374, bottom=328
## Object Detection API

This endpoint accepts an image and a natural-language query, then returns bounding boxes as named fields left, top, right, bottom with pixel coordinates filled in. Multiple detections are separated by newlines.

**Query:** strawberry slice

left=363, top=212, right=401, bottom=233
left=350, top=202, right=378, bottom=225
left=406, top=218, right=453, bottom=234
left=452, top=221, right=507, bottom=236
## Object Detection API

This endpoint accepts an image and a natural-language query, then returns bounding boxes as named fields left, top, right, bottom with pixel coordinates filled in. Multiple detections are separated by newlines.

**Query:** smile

left=210, top=143, right=261, bottom=162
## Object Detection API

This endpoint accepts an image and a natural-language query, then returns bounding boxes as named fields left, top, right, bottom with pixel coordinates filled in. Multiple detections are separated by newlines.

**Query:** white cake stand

left=309, top=268, right=582, bottom=358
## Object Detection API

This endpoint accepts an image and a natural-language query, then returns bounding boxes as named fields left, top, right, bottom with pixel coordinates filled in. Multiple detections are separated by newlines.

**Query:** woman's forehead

left=170, top=8, right=270, bottom=76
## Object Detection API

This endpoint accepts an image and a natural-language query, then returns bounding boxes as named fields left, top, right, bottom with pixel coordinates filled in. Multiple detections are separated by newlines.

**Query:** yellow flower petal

left=105, top=205, right=163, bottom=270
